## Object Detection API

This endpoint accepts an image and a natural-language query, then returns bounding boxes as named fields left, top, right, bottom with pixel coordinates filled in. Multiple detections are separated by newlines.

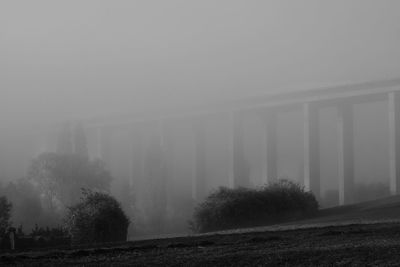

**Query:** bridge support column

left=192, top=118, right=206, bottom=201
left=264, top=111, right=278, bottom=183
left=303, top=103, right=320, bottom=200
left=228, top=112, right=247, bottom=188
left=96, top=126, right=113, bottom=168
left=233, top=113, right=247, bottom=188
left=337, top=103, right=355, bottom=205
left=388, top=92, right=400, bottom=195
left=228, top=114, right=235, bottom=188
left=161, top=121, right=175, bottom=208
left=129, top=126, right=144, bottom=193
left=143, top=121, right=167, bottom=233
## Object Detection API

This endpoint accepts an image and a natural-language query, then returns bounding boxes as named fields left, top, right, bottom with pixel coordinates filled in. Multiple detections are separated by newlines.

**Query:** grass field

left=3, top=195, right=400, bottom=266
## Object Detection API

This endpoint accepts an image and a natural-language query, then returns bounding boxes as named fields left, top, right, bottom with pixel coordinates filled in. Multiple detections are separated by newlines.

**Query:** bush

left=190, top=180, right=318, bottom=233
left=65, top=190, right=130, bottom=245
left=0, top=225, right=70, bottom=250
left=30, top=224, right=68, bottom=239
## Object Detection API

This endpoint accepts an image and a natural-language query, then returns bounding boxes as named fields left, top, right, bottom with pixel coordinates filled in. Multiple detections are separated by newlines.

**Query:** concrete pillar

left=388, top=91, right=400, bottom=195
left=228, top=113, right=235, bottom=188
left=303, top=103, right=320, bottom=200
left=264, top=111, right=278, bottom=183
left=147, top=120, right=166, bottom=189
left=129, top=126, right=144, bottom=191
left=161, top=121, right=175, bottom=205
left=192, top=118, right=206, bottom=201
left=129, top=123, right=153, bottom=222
left=337, top=102, right=355, bottom=205
left=228, top=112, right=247, bottom=188
left=95, top=127, right=101, bottom=159
left=233, top=113, right=247, bottom=188
left=143, top=121, right=167, bottom=233
left=96, top=126, right=113, bottom=168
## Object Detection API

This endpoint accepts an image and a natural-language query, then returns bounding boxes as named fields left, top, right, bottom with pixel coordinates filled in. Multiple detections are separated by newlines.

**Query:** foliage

left=65, top=189, right=130, bottom=245
left=0, top=196, right=12, bottom=235
left=73, top=122, right=89, bottom=159
left=190, top=180, right=318, bottom=233
left=1, top=179, right=44, bottom=231
left=0, top=224, right=70, bottom=249
left=30, top=224, right=68, bottom=238
left=28, top=152, right=112, bottom=212
left=56, top=122, right=74, bottom=155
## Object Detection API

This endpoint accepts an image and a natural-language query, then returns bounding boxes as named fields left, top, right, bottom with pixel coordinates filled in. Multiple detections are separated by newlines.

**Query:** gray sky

left=1, top=0, right=400, bottom=126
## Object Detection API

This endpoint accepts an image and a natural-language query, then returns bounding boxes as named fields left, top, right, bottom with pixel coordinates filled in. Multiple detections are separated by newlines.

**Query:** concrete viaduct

left=84, top=78, right=400, bottom=206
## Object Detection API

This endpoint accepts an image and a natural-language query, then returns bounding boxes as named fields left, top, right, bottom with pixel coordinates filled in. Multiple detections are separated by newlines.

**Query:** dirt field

left=4, top=195, right=400, bottom=266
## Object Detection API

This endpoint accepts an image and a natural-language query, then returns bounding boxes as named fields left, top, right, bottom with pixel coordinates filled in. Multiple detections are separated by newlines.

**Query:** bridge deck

left=87, top=78, right=400, bottom=127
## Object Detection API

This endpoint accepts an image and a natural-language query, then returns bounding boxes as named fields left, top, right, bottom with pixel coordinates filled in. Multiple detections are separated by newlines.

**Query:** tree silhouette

left=0, top=196, right=12, bottom=235
left=56, top=122, right=73, bottom=155
left=73, top=122, right=88, bottom=159
left=28, top=153, right=112, bottom=213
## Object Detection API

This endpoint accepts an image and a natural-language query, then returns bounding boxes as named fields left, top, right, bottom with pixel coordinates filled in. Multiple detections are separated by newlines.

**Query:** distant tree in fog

left=57, top=121, right=89, bottom=158
left=56, top=122, right=73, bottom=155
left=73, top=122, right=88, bottom=159
left=2, top=179, right=43, bottom=230
left=0, top=196, right=12, bottom=235
left=28, top=153, right=112, bottom=214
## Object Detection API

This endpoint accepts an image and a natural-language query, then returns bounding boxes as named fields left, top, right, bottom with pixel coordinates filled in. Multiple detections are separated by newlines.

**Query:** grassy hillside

left=3, top=196, right=400, bottom=266
left=307, top=194, right=400, bottom=223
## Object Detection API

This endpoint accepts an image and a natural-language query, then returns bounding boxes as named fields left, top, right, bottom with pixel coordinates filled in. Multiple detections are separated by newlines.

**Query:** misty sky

left=1, top=0, right=400, bottom=126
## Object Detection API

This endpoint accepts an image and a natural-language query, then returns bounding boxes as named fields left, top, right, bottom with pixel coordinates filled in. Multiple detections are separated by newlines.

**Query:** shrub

left=0, top=224, right=71, bottom=250
left=190, top=180, right=318, bottom=233
left=3, top=179, right=44, bottom=231
left=30, top=224, right=68, bottom=238
left=65, top=190, right=130, bottom=245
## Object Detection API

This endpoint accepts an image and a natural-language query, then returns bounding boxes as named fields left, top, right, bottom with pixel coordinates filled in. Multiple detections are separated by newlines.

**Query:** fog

left=1, top=1, right=400, bottom=235
left=2, top=0, right=400, bottom=124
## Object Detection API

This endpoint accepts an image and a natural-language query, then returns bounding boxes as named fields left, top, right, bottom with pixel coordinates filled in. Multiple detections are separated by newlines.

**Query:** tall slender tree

left=73, top=122, right=88, bottom=159
left=56, top=122, right=73, bottom=155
